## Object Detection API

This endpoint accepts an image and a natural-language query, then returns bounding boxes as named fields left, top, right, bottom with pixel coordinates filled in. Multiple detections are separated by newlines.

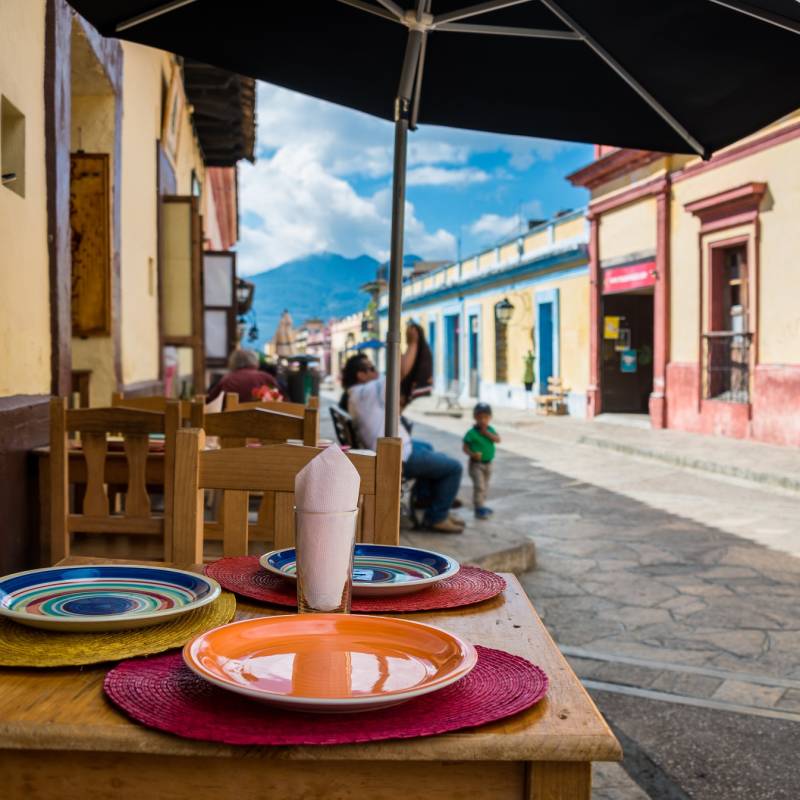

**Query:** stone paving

left=325, top=400, right=800, bottom=796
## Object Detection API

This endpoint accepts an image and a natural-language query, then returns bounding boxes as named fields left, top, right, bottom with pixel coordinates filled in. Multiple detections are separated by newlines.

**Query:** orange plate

left=183, top=614, right=477, bottom=712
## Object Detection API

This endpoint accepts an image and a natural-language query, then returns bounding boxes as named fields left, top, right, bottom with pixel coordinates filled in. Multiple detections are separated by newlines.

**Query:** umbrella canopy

left=352, top=339, right=386, bottom=351
left=68, top=0, right=800, bottom=434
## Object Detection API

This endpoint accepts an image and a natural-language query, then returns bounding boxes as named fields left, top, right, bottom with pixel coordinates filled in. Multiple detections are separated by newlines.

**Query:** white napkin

left=294, top=446, right=360, bottom=611
left=295, top=445, right=360, bottom=512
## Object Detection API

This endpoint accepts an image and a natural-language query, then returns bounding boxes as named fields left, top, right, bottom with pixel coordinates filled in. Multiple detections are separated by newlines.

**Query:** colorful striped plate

left=260, top=544, right=459, bottom=597
left=0, top=565, right=221, bottom=632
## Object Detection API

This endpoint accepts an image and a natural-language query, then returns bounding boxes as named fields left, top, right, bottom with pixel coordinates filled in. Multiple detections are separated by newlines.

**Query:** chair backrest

left=205, top=405, right=319, bottom=447
left=50, top=397, right=182, bottom=564
left=329, top=406, right=357, bottom=448
left=224, top=393, right=319, bottom=415
left=112, top=392, right=205, bottom=428
left=173, top=429, right=402, bottom=561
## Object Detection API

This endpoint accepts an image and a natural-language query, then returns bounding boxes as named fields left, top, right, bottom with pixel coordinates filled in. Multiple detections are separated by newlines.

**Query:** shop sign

left=603, top=261, right=656, bottom=294
left=620, top=349, right=638, bottom=373
left=603, top=315, right=620, bottom=339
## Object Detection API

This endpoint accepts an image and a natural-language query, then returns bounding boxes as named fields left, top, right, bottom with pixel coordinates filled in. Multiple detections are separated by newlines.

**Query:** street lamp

left=495, top=297, right=514, bottom=324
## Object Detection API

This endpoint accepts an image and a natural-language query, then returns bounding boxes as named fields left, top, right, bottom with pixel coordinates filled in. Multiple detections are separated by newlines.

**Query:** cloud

left=238, top=144, right=456, bottom=274
left=237, top=82, right=578, bottom=275
left=407, top=166, right=490, bottom=187
left=469, top=213, right=522, bottom=240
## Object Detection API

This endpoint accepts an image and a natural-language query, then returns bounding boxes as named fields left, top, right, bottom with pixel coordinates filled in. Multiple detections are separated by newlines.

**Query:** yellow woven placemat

left=0, top=591, right=236, bottom=668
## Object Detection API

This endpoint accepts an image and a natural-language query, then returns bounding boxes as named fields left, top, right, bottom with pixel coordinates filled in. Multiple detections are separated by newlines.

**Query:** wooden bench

left=535, top=377, right=569, bottom=416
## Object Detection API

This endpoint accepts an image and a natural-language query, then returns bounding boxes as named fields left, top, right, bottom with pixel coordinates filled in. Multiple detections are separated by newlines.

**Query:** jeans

left=403, top=440, right=463, bottom=525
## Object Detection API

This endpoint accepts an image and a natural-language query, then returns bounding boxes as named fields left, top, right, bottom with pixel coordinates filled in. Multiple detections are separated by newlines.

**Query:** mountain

left=247, top=253, right=380, bottom=350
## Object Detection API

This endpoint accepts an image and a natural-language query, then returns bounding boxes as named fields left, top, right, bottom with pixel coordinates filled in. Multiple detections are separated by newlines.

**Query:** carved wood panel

left=70, top=153, right=111, bottom=337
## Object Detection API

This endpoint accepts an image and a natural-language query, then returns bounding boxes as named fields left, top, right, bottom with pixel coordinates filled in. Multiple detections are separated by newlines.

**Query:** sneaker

left=429, top=518, right=465, bottom=534
left=448, top=514, right=466, bottom=528
left=475, top=507, right=493, bottom=520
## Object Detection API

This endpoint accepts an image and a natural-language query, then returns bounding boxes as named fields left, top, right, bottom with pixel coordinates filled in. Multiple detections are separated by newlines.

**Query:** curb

left=577, top=434, right=800, bottom=495
left=464, top=540, right=537, bottom=574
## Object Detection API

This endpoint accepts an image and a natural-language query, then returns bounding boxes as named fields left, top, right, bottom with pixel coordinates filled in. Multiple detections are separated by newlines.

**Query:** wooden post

left=373, top=437, right=402, bottom=545
left=49, top=397, right=69, bottom=564
left=172, top=428, right=205, bottom=564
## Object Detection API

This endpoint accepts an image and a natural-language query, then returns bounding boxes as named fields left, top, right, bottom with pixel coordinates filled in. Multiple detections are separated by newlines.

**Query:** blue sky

left=237, top=82, right=593, bottom=276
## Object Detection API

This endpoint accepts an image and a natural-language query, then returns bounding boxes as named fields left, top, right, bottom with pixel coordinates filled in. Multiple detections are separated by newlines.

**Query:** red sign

left=602, top=261, right=656, bottom=294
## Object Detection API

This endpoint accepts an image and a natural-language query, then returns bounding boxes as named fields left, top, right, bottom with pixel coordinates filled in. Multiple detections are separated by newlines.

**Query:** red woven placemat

left=204, top=556, right=506, bottom=612
left=104, top=646, right=547, bottom=746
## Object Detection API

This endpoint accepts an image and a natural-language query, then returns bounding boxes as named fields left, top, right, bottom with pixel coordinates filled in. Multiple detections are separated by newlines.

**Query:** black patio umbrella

left=68, top=0, right=800, bottom=436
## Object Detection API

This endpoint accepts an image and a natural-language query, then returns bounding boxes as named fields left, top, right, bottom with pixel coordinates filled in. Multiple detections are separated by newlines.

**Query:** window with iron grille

left=704, top=244, right=751, bottom=403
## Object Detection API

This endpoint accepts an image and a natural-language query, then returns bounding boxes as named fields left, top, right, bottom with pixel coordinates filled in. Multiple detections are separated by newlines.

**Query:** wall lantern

left=236, top=278, right=255, bottom=313
left=494, top=297, right=514, bottom=324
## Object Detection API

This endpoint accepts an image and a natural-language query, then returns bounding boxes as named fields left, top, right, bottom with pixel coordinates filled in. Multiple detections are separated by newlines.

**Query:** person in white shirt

left=342, top=354, right=464, bottom=533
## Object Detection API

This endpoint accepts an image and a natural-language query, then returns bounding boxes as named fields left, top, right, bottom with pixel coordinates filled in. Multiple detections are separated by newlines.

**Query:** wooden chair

left=49, top=397, right=188, bottom=564
left=207, top=405, right=319, bottom=448
left=224, top=393, right=320, bottom=416
left=535, top=377, right=570, bottom=415
left=173, top=429, right=402, bottom=560
left=329, top=406, right=358, bottom=448
left=112, top=392, right=205, bottom=427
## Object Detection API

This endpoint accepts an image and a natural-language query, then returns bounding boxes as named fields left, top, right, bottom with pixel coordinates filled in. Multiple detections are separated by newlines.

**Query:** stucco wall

left=671, top=135, right=800, bottom=365
left=118, top=43, right=162, bottom=387
left=598, top=197, right=657, bottom=263
left=0, top=0, right=50, bottom=396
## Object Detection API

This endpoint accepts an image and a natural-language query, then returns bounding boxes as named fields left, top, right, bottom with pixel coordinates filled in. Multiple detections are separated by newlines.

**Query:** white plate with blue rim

left=260, top=544, right=459, bottom=597
left=0, top=564, right=221, bottom=632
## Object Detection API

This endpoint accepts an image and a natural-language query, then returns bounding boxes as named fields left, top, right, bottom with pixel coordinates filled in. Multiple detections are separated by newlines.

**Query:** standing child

left=463, top=402, right=500, bottom=519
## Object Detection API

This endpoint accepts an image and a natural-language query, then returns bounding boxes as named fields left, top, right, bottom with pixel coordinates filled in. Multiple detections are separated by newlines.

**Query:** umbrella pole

left=384, top=28, right=423, bottom=438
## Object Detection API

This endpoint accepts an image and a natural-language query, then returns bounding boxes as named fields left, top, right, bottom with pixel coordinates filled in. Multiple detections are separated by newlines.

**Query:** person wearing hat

left=463, top=402, right=500, bottom=520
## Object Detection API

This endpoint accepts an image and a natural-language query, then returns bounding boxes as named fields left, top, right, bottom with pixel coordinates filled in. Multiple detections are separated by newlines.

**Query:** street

left=400, top=405, right=800, bottom=799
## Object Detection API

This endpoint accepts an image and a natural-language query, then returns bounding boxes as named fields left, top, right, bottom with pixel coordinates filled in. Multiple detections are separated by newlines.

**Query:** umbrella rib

left=706, top=0, right=800, bottom=36
left=336, top=0, right=401, bottom=24
left=540, top=0, right=707, bottom=157
left=437, top=22, right=580, bottom=39
left=374, top=0, right=406, bottom=20
left=115, top=0, right=197, bottom=32
left=433, top=0, right=536, bottom=26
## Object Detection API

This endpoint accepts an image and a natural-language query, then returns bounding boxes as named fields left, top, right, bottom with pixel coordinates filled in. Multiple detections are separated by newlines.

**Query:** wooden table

left=0, top=558, right=621, bottom=799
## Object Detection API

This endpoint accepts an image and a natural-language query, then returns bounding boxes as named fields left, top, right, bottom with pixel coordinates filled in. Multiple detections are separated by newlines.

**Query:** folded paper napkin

left=295, top=445, right=360, bottom=513
left=295, top=446, right=360, bottom=611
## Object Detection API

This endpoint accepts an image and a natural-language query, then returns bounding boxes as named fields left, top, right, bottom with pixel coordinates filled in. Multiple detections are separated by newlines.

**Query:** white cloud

left=407, top=166, right=490, bottom=187
left=238, top=144, right=456, bottom=274
left=469, top=213, right=522, bottom=240
left=237, top=82, right=575, bottom=274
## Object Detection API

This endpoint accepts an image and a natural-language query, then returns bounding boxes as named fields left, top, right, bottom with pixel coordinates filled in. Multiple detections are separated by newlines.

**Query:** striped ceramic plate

left=0, top=565, right=220, bottom=631
left=260, top=544, right=459, bottom=597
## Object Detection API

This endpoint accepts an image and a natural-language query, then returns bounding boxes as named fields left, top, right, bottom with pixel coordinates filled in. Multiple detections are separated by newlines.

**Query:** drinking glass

left=295, top=508, right=358, bottom=614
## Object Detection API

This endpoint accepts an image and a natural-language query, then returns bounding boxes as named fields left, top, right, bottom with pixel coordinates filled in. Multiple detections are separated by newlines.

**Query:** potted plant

left=523, top=350, right=535, bottom=392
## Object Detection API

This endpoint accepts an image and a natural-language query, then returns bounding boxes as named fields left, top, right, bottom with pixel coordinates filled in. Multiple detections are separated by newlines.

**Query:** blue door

left=538, top=302, right=554, bottom=388
left=444, top=314, right=460, bottom=386
left=428, top=320, right=436, bottom=365
left=468, top=314, right=480, bottom=396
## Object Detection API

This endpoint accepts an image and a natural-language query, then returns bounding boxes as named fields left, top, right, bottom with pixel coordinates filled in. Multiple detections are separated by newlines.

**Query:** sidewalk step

left=564, top=646, right=800, bottom=722
left=577, top=434, right=800, bottom=494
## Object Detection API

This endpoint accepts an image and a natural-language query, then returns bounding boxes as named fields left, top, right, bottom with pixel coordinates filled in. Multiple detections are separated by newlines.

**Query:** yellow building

left=378, top=211, right=590, bottom=413
left=570, top=112, right=800, bottom=446
left=0, top=0, right=254, bottom=572
left=330, top=311, right=366, bottom=382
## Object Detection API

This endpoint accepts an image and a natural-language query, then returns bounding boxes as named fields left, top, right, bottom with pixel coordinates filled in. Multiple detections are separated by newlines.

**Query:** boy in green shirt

left=463, top=402, right=500, bottom=519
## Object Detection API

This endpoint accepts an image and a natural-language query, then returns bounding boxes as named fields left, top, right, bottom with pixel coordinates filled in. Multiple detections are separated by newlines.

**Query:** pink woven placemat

left=204, top=556, right=506, bottom=612
left=104, top=645, right=548, bottom=746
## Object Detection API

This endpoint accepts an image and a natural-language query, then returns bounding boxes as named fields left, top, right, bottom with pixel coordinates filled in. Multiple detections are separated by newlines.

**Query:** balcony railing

left=702, top=331, right=752, bottom=403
